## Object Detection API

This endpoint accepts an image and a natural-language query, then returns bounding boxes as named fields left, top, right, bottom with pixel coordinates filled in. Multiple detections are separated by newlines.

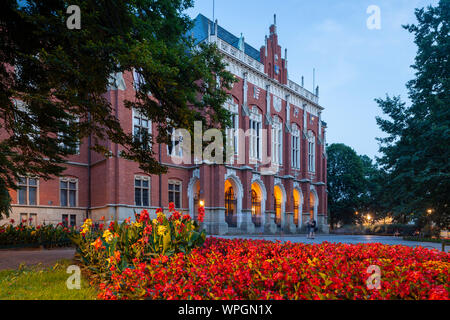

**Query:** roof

left=191, top=14, right=261, bottom=62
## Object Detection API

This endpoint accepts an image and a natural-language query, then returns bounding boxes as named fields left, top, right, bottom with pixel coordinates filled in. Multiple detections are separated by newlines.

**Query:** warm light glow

left=199, top=200, right=205, bottom=207
left=367, top=215, right=372, bottom=221
left=355, top=211, right=359, bottom=215
left=427, top=209, right=432, bottom=215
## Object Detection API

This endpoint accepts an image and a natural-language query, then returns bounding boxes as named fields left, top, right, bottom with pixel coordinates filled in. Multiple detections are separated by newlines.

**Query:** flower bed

left=97, top=238, right=450, bottom=300
left=71, top=204, right=206, bottom=277
left=0, top=220, right=76, bottom=249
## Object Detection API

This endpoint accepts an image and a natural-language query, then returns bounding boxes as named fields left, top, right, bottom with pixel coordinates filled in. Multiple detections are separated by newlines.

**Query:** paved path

left=0, top=248, right=76, bottom=270
left=217, top=234, right=449, bottom=252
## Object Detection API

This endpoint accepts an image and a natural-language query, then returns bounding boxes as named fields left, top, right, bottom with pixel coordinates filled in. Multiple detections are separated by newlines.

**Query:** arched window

left=272, top=116, right=283, bottom=165
left=225, top=186, right=237, bottom=227
left=249, top=107, right=262, bottom=161
left=308, top=130, right=316, bottom=173
left=291, top=124, right=300, bottom=169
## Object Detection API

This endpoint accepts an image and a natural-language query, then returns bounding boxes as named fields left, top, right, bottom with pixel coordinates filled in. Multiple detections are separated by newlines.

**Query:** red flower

left=144, top=225, right=152, bottom=235
left=197, top=206, right=205, bottom=223
left=139, top=210, right=150, bottom=223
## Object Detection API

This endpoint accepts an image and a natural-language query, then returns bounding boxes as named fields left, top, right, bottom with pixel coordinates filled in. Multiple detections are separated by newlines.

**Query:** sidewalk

left=0, top=248, right=76, bottom=270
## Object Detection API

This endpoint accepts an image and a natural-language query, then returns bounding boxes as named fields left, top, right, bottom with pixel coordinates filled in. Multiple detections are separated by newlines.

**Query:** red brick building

left=2, top=14, right=328, bottom=235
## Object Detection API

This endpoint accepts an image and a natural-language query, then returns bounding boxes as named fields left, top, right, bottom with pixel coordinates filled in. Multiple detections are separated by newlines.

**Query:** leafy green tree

left=358, top=155, right=390, bottom=223
left=375, top=0, right=449, bottom=230
left=0, top=0, right=235, bottom=218
left=327, top=143, right=366, bottom=229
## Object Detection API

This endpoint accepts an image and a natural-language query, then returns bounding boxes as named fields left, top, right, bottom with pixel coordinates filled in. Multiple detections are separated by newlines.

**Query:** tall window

left=272, top=116, right=283, bottom=165
left=291, top=124, right=301, bottom=169
left=168, top=180, right=182, bottom=209
left=58, top=118, right=80, bottom=154
left=60, top=178, right=77, bottom=207
left=62, top=214, right=77, bottom=228
left=226, top=99, right=239, bottom=156
left=135, top=176, right=150, bottom=207
left=308, top=130, right=316, bottom=173
left=167, top=128, right=183, bottom=158
left=249, top=107, right=262, bottom=161
left=133, top=68, right=146, bottom=91
left=18, top=177, right=38, bottom=205
left=133, top=110, right=152, bottom=147
left=20, top=213, right=37, bottom=226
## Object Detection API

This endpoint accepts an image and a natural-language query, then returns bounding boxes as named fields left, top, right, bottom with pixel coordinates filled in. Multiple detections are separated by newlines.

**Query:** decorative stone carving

left=273, top=95, right=282, bottom=113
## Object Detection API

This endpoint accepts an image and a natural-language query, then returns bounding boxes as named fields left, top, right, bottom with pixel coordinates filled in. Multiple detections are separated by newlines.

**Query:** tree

left=0, top=1, right=235, bottom=218
left=327, top=143, right=366, bottom=229
left=375, top=0, right=449, bottom=230
left=359, top=155, right=390, bottom=223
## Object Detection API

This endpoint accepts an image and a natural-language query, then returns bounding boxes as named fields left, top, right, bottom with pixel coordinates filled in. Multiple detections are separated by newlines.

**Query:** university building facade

left=3, top=14, right=328, bottom=235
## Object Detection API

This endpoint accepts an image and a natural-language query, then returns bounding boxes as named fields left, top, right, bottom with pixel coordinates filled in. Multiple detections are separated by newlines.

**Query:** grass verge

left=0, top=259, right=97, bottom=300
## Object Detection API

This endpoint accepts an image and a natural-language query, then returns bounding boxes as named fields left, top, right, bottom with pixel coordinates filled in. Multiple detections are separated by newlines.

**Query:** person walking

left=306, top=218, right=311, bottom=239
left=309, top=218, right=317, bottom=239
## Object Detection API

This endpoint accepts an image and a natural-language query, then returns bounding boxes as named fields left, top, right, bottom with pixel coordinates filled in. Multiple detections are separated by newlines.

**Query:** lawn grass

left=0, top=259, right=97, bottom=300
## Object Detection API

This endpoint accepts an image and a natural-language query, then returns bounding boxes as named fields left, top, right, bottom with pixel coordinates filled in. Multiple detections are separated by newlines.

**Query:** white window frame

left=272, top=116, right=283, bottom=165
left=58, top=117, right=80, bottom=155
left=132, top=109, right=152, bottom=146
left=249, top=107, right=262, bottom=161
left=60, top=177, right=78, bottom=207
left=168, top=180, right=182, bottom=209
left=167, top=127, right=184, bottom=158
left=134, top=175, right=150, bottom=207
left=308, top=130, right=316, bottom=173
left=226, top=99, right=240, bottom=156
left=133, top=68, right=145, bottom=91
left=291, top=124, right=301, bottom=169
left=17, top=176, right=39, bottom=206
left=20, top=213, right=37, bottom=226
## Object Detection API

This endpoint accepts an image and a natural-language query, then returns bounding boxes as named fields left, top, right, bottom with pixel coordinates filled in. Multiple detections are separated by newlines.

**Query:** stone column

left=240, top=169, right=255, bottom=234
left=264, top=211, right=277, bottom=234
left=240, top=209, right=255, bottom=234
left=201, top=165, right=228, bottom=235
left=284, top=212, right=297, bottom=234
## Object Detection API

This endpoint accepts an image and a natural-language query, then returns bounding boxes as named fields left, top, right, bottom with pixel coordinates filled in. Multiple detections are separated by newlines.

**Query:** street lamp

left=199, top=200, right=205, bottom=207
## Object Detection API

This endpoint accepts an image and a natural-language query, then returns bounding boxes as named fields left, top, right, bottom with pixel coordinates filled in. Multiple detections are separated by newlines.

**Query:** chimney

left=215, top=19, right=218, bottom=37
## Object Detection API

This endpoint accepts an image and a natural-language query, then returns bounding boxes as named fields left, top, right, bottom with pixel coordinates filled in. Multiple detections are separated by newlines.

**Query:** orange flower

left=91, top=237, right=104, bottom=250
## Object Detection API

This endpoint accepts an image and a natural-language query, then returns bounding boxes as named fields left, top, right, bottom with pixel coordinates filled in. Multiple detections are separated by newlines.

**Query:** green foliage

left=0, top=0, right=235, bottom=218
left=0, top=221, right=75, bottom=248
left=71, top=206, right=206, bottom=276
left=375, top=0, right=450, bottom=229
left=326, top=143, right=366, bottom=228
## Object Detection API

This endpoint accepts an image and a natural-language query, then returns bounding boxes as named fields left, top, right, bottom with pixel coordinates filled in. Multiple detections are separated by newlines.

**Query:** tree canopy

left=326, top=143, right=366, bottom=229
left=375, top=0, right=449, bottom=230
left=0, top=0, right=235, bottom=218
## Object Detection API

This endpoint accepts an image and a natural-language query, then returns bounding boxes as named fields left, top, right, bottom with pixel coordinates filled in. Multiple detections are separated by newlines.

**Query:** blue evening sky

left=186, top=0, right=438, bottom=160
